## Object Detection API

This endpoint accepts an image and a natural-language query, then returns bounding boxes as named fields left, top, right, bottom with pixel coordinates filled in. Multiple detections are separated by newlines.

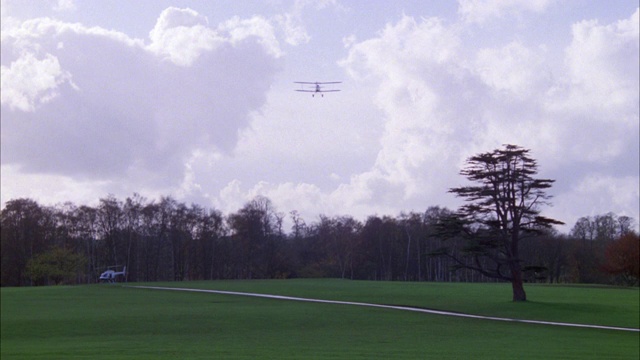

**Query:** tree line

left=3, top=144, right=638, bottom=292
left=2, top=194, right=637, bottom=287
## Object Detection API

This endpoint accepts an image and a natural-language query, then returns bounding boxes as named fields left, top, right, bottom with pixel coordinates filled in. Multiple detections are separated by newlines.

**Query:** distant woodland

left=1, top=195, right=638, bottom=287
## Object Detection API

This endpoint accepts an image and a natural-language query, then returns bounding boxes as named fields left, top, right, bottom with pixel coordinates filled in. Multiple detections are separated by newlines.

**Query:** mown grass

left=2, top=280, right=638, bottom=359
left=150, top=279, right=639, bottom=328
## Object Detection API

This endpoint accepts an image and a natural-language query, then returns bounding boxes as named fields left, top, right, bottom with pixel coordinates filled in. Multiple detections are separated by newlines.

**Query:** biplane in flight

left=294, top=81, right=341, bottom=97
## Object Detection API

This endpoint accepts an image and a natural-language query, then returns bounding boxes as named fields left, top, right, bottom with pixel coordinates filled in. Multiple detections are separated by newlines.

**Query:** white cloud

left=475, top=41, right=550, bottom=97
left=1, top=52, right=70, bottom=111
left=1, top=3, right=637, bottom=234
left=540, top=8, right=639, bottom=169
left=53, top=0, right=75, bottom=12
left=275, top=10, right=310, bottom=46
left=342, top=16, right=459, bottom=80
left=560, top=8, right=639, bottom=112
left=147, top=7, right=223, bottom=66
left=219, top=15, right=282, bottom=57
left=332, top=8, right=638, bottom=228
left=550, top=174, right=640, bottom=232
left=254, top=181, right=326, bottom=215
left=458, top=0, right=555, bottom=24
left=0, top=164, right=108, bottom=206
left=338, top=15, right=470, bottom=211
left=274, top=0, right=347, bottom=47
left=1, top=7, right=281, bottom=188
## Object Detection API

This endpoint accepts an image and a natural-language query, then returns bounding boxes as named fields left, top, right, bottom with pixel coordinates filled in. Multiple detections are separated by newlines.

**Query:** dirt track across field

left=126, top=285, right=640, bottom=332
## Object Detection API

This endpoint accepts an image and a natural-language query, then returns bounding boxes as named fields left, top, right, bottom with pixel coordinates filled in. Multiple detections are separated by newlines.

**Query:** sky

left=1, top=0, right=639, bottom=233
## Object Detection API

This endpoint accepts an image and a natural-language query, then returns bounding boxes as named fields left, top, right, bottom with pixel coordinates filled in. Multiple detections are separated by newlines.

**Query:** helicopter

left=294, top=81, right=341, bottom=97
left=99, top=265, right=126, bottom=283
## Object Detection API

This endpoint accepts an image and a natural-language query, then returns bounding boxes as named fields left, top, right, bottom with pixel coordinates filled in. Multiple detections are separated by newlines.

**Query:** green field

left=2, top=280, right=639, bottom=359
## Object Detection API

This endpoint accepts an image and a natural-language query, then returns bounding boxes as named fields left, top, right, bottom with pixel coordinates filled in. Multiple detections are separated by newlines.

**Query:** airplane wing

left=318, top=89, right=341, bottom=92
left=294, top=81, right=342, bottom=84
left=295, top=90, right=317, bottom=92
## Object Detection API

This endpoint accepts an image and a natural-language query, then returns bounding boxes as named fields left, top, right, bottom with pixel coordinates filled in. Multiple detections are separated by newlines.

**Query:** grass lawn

left=2, top=280, right=638, bottom=359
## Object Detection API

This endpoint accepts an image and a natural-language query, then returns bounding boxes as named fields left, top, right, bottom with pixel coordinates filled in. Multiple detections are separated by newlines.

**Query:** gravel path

left=126, top=285, right=639, bottom=332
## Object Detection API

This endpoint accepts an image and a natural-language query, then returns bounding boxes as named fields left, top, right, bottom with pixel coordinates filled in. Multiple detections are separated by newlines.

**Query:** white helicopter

left=99, top=265, right=126, bottom=283
left=294, top=81, right=341, bottom=97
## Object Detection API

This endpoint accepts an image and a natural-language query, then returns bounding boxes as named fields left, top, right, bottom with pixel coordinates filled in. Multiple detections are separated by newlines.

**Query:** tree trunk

left=510, top=264, right=527, bottom=301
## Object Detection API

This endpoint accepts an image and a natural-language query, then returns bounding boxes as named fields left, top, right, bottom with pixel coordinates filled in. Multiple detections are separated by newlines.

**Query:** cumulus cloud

left=475, top=41, right=550, bottom=97
left=219, top=15, right=282, bottom=57
left=1, top=2, right=637, bottom=234
left=147, top=7, right=222, bottom=66
left=275, top=9, right=311, bottom=46
left=335, top=8, right=638, bottom=228
left=550, top=174, right=640, bottom=226
left=458, top=0, right=555, bottom=24
left=561, top=8, right=639, bottom=112
left=274, top=0, right=347, bottom=47
left=53, top=0, right=75, bottom=12
left=542, top=8, right=639, bottom=170
left=338, top=15, right=477, bottom=212
left=1, top=52, right=71, bottom=111
left=1, top=7, right=281, bottom=187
